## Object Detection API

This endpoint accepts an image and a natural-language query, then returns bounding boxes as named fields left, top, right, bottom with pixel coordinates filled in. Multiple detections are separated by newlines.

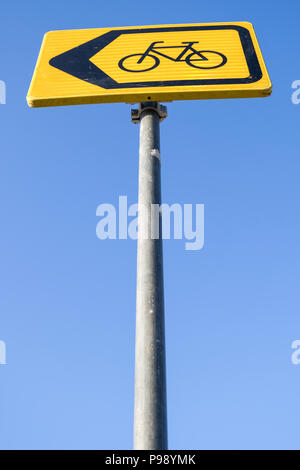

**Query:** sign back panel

left=27, top=22, right=272, bottom=107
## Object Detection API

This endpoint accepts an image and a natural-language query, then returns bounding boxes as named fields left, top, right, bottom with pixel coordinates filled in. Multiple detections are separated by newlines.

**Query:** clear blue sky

left=1, top=0, right=300, bottom=450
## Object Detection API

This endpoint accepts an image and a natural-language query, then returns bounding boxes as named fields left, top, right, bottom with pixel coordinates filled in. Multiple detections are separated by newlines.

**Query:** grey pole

left=131, top=102, right=168, bottom=450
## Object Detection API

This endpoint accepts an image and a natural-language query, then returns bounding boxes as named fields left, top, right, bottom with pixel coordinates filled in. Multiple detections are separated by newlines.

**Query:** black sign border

left=49, top=25, right=263, bottom=89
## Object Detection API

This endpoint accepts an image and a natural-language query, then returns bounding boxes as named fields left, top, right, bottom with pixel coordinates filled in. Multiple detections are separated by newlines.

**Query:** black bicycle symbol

left=118, top=41, right=227, bottom=72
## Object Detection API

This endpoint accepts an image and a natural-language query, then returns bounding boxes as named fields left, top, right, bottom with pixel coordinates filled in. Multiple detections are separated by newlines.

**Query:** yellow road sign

left=27, top=22, right=272, bottom=107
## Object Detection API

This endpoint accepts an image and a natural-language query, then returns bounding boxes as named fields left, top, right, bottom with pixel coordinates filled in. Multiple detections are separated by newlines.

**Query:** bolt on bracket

left=131, top=102, right=168, bottom=124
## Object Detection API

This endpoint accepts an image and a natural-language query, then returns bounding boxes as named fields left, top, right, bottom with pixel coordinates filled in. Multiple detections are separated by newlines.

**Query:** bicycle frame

left=137, top=41, right=207, bottom=64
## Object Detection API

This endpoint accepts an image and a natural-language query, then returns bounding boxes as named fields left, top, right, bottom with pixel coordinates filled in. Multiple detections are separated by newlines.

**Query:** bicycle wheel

left=185, top=51, right=227, bottom=70
left=118, top=53, right=160, bottom=72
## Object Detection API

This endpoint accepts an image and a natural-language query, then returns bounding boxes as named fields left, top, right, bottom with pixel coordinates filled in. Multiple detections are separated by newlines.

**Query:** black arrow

left=49, top=25, right=261, bottom=89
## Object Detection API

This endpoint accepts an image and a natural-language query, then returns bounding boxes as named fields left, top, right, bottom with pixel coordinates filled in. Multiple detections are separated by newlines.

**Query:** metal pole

left=132, top=102, right=168, bottom=450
